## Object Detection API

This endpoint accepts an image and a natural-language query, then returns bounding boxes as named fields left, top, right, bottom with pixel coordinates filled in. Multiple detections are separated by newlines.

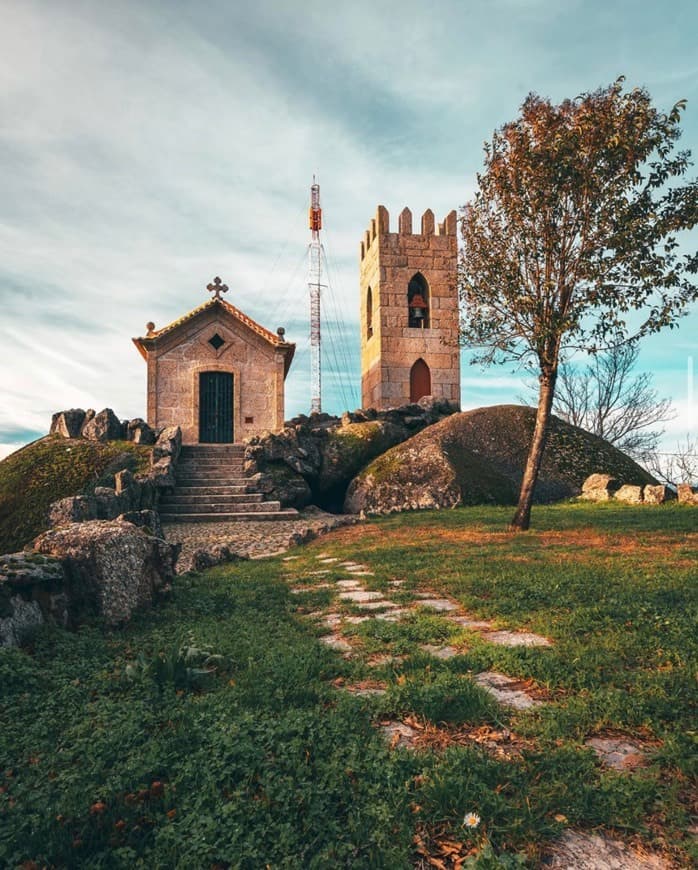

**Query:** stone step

left=180, top=447, right=245, bottom=457
left=176, top=464, right=246, bottom=475
left=160, top=509, right=299, bottom=523
left=176, top=470, right=251, bottom=481
left=160, top=500, right=282, bottom=514
left=177, top=459, right=245, bottom=474
left=178, top=456, right=246, bottom=465
left=168, top=484, right=253, bottom=496
left=160, top=492, right=265, bottom=505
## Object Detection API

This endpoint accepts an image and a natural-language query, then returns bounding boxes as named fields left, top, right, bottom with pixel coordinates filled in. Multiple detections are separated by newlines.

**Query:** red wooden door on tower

left=410, top=358, right=431, bottom=402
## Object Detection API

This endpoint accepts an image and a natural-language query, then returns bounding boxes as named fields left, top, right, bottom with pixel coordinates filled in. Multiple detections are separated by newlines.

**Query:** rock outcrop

left=677, top=484, right=698, bottom=505
left=580, top=473, right=621, bottom=502
left=580, top=477, right=678, bottom=505
left=613, top=484, right=644, bottom=504
left=0, top=553, right=68, bottom=646
left=245, top=398, right=459, bottom=510
left=80, top=408, right=125, bottom=442
left=50, top=408, right=87, bottom=439
left=643, top=485, right=673, bottom=504
left=33, top=516, right=177, bottom=625
left=344, top=405, right=657, bottom=515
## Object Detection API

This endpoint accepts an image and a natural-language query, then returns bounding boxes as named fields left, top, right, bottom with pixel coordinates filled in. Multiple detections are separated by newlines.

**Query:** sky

left=1, top=0, right=697, bottom=460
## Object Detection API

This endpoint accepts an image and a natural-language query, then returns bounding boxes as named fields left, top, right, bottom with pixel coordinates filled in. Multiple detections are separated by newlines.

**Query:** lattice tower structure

left=308, top=178, right=325, bottom=413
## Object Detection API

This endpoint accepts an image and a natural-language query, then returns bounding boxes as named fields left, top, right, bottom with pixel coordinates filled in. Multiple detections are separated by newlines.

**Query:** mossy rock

left=317, top=421, right=407, bottom=508
left=345, top=405, right=656, bottom=514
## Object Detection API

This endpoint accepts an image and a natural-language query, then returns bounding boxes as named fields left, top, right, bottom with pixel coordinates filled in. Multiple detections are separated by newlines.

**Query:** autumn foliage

left=459, top=78, right=698, bottom=529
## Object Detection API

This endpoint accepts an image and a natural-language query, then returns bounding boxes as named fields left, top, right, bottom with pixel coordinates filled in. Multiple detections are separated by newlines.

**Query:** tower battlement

left=360, top=205, right=457, bottom=260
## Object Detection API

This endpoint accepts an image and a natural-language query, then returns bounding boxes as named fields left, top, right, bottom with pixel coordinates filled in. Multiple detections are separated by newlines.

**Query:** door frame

left=193, top=365, right=238, bottom=443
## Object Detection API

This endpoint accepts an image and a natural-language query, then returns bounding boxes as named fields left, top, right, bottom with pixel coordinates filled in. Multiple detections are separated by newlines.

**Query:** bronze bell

left=409, top=293, right=427, bottom=320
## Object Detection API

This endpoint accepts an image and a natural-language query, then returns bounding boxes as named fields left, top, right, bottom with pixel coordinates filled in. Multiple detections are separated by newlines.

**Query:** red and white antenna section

left=308, top=177, right=325, bottom=413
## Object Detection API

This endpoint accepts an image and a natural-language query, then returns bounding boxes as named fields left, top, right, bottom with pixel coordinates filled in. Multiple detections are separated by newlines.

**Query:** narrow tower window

left=407, top=273, right=430, bottom=328
left=366, top=286, right=373, bottom=339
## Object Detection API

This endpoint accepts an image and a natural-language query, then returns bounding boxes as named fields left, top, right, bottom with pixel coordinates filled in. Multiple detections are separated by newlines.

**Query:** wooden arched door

left=410, top=358, right=431, bottom=402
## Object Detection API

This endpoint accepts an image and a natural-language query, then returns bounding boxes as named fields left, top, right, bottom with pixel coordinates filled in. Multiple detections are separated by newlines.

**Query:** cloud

left=0, top=0, right=696, bottom=447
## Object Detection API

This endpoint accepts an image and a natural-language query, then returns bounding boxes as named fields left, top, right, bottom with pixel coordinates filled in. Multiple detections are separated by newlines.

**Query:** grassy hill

left=0, top=436, right=151, bottom=553
left=0, top=503, right=695, bottom=867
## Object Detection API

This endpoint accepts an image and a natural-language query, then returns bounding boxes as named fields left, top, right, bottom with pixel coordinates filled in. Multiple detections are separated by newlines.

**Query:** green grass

left=0, top=436, right=151, bottom=552
left=1, top=502, right=696, bottom=867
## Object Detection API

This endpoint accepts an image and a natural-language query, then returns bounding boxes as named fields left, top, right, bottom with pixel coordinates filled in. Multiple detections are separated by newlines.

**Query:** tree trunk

left=510, top=370, right=557, bottom=531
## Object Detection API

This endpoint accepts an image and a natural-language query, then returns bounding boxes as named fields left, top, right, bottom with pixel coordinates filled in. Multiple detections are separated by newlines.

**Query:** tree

left=459, top=78, right=698, bottom=530
left=646, top=435, right=698, bottom=487
left=523, top=344, right=674, bottom=461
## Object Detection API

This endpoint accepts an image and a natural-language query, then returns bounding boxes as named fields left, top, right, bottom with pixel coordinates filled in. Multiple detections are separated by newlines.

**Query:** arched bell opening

left=410, top=358, right=431, bottom=403
left=366, top=286, right=373, bottom=339
left=407, top=272, right=430, bottom=328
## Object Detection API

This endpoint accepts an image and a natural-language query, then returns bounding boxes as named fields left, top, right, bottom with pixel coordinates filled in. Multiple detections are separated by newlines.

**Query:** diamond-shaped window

left=208, top=333, right=225, bottom=350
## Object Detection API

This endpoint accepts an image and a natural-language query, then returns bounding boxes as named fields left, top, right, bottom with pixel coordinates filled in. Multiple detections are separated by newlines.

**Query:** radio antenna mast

left=308, top=177, right=324, bottom=413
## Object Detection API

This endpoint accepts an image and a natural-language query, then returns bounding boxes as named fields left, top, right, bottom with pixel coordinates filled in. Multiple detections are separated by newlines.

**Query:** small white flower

left=463, top=812, right=481, bottom=829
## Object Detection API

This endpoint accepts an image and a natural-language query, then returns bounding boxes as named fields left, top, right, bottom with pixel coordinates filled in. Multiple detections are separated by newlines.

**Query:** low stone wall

left=580, top=474, right=683, bottom=504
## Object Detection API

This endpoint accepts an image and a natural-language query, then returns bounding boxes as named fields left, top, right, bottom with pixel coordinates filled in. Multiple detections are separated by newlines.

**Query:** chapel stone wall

left=146, top=308, right=285, bottom=444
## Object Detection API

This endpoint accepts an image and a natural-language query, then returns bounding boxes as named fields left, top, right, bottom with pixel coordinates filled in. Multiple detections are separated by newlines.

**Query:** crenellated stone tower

left=359, top=205, right=461, bottom=410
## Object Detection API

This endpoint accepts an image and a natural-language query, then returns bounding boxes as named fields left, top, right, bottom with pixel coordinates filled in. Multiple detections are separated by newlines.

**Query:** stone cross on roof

left=206, top=276, right=228, bottom=299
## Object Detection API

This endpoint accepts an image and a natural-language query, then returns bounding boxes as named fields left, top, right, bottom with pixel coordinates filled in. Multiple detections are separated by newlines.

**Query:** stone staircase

left=158, top=445, right=298, bottom=523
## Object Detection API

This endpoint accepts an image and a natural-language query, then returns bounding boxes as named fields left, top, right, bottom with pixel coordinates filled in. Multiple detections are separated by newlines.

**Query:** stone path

left=290, top=553, right=552, bottom=708
left=162, top=509, right=356, bottom=573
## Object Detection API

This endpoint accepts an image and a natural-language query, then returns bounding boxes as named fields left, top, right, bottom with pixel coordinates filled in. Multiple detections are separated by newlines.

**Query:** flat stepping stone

left=306, top=570, right=331, bottom=576
left=346, top=569, right=374, bottom=576
left=344, top=682, right=387, bottom=697
left=421, top=644, right=460, bottom=660
left=338, top=561, right=361, bottom=568
left=388, top=579, right=405, bottom=586
left=483, top=630, right=552, bottom=647
left=356, top=600, right=398, bottom=610
left=543, top=829, right=670, bottom=869
left=416, top=598, right=459, bottom=612
left=343, top=615, right=373, bottom=624
left=367, top=653, right=405, bottom=667
left=373, top=608, right=411, bottom=621
left=320, top=613, right=342, bottom=628
left=449, top=615, right=494, bottom=631
left=377, top=720, right=419, bottom=749
left=282, top=555, right=300, bottom=561
left=320, top=635, right=353, bottom=654
left=336, top=579, right=363, bottom=589
left=318, top=557, right=340, bottom=564
left=290, top=584, right=332, bottom=593
left=474, top=672, right=543, bottom=710
left=585, top=737, right=649, bottom=771
left=339, top=590, right=385, bottom=602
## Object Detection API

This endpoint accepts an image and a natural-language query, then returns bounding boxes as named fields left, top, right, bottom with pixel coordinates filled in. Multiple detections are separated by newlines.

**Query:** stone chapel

left=132, top=277, right=295, bottom=444
left=359, top=205, right=461, bottom=409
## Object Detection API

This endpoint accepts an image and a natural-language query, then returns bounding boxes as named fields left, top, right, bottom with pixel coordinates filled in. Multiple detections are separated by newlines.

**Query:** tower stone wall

left=359, top=205, right=461, bottom=410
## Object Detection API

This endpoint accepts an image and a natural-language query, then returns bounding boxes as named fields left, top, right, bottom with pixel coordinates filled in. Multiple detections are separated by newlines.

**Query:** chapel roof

left=132, top=296, right=295, bottom=374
